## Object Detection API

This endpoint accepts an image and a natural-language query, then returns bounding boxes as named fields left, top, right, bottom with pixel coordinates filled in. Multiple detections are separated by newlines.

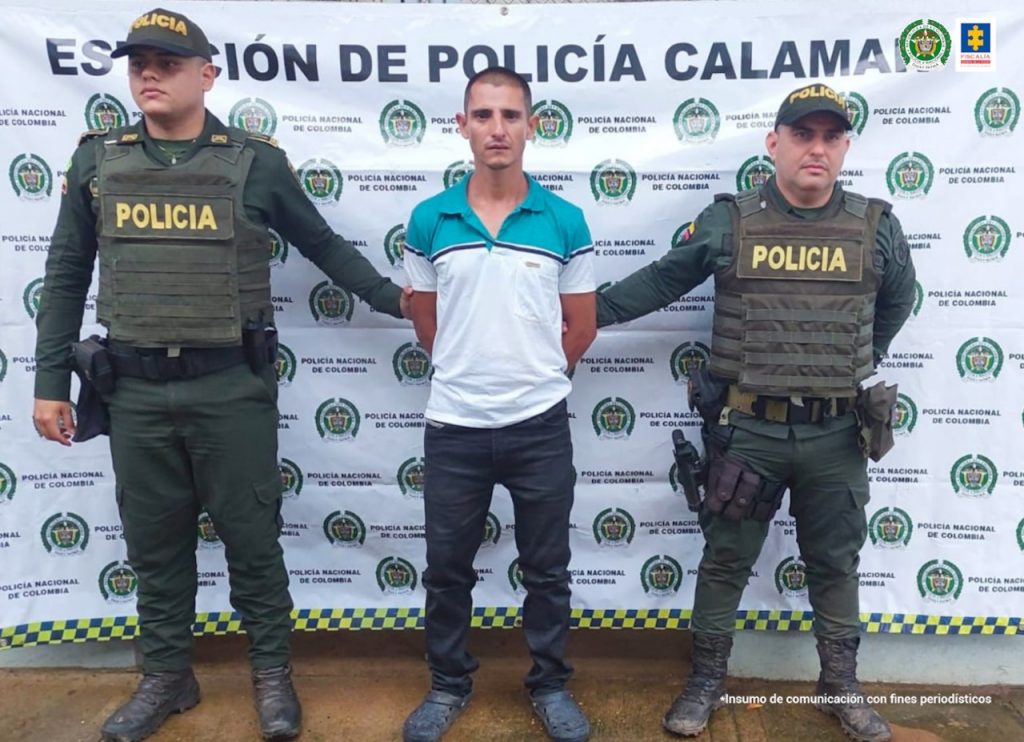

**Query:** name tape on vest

left=100, top=194, right=234, bottom=240
left=737, top=239, right=863, bottom=282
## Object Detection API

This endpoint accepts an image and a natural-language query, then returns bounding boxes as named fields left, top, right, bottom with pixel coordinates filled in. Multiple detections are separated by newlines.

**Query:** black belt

left=750, top=396, right=852, bottom=424
left=107, top=342, right=247, bottom=382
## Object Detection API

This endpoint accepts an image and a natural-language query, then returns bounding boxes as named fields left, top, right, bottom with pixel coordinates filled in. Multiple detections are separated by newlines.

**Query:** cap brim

left=111, top=42, right=209, bottom=60
left=778, top=108, right=853, bottom=131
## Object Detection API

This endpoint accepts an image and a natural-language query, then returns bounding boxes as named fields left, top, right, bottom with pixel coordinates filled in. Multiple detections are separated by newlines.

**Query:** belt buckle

left=786, top=402, right=812, bottom=425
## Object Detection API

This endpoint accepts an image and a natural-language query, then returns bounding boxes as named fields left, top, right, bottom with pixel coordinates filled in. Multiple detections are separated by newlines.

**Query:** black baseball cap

left=110, top=8, right=212, bottom=61
left=774, top=84, right=852, bottom=131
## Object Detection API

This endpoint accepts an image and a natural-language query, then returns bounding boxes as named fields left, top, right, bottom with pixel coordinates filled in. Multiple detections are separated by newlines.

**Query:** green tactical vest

left=95, top=128, right=272, bottom=347
left=710, top=186, right=886, bottom=398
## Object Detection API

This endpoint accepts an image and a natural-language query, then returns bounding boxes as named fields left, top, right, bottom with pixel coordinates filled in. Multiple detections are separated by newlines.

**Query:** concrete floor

left=2, top=630, right=1021, bottom=741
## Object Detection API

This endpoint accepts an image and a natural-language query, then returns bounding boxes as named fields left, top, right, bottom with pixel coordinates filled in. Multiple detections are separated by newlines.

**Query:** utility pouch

left=855, top=381, right=898, bottom=462
left=705, top=454, right=787, bottom=522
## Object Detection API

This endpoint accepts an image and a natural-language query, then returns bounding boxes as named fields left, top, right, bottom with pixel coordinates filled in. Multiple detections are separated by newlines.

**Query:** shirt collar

left=437, top=172, right=545, bottom=216
left=764, top=175, right=843, bottom=220
left=138, top=111, right=230, bottom=164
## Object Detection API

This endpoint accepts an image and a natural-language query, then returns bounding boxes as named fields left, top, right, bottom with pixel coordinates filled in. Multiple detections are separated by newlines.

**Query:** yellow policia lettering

left=132, top=13, right=188, bottom=36
left=115, top=202, right=218, bottom=231
left=750, top=244, right=848, bottom=273
left=788, top=86, right=845, bottom=107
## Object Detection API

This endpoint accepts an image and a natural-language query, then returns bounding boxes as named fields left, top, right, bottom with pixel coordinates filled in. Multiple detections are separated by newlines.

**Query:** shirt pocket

left=512, top=255, right=560, bottom=324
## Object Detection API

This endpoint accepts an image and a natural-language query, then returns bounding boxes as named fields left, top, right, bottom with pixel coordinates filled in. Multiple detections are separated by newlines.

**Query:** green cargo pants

left=692, top=417, right=869, bottom=639
left=105, top=362, right=291, bottom=673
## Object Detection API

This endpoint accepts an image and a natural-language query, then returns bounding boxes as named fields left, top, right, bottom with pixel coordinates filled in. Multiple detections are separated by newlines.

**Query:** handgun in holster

left=242, top=323, right=279, bottom=373
left=68, top=335, right=114, bottom=442
left=672, top=429, right=707, bottom=513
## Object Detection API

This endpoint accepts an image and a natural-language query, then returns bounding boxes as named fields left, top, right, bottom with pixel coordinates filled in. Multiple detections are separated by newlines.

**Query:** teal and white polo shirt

left=404, top=174, right=595, bottom=428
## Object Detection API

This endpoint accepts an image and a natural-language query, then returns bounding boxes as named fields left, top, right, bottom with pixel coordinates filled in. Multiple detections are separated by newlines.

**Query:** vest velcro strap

left=744, top=330, right=858, bottom=345
left=741, top=373, right=856, bottom=390
left=746, top=308, right=859, bottom=323
left=844, top=191, right=868, bottom=218
left=735, top=190, right=764, bottom=218
left=743, top=352, right=853, bottom=367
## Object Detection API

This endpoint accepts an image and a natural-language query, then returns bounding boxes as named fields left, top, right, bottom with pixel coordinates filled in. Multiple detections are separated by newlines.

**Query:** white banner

left=1, top=0, right=1022, bottom=649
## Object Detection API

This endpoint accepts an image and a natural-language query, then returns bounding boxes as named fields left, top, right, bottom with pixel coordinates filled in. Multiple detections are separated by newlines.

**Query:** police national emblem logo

left=376, top=556, right=417, bottom=594
left=838, top=91, right=869, bottom=138
left=443, top=160, right=474, bottom=190
left=670, top=341, right=711, bottom=384
left=955, top=337, right=1003, bottom=381
left=963, top=216, right=1011, bottom=262
left=975, top=88, right=1019, bottom=136
left=196, top=510, right=222, bottom=549
left=41, top=512, right=89, bottom=555
left=316, top=398, right=361, bottom=442
left=269, top=228, right=289, bottom=268
left=532, top=100, right=573, bottom=146
left=507, top=558, right=527, bottom=595
left=229, top=97, right=278, bottom=136
left=668, top=463, right=681, bottom=496
left=590, top=159, right=636, bottom=205
left=868, top=507, right=913, bottom=549
left=673, top=98, right=721, bottom=144
left=593, top=507, right=636, bottom=547
left=275, top=343, right=297, bottom=386
left=892, top=393, right=918, bottom=437
left=297, top=158, right=343, bottom=205
left=384, top=224, right=407, bottom=269
left=481, top=512, right=501, bottom=548
left=1017, top=518, right=1024, bottom=553
left=0, top=462, right=16, bottom=505
left=917, top=559, right=963, bottom=602
left=899, top=19, right=953, bottom=70
left=0, top=347, right=7, bottom=383
left=397, top=457, right=426, bottom=498
left=85, top=93, right=129, bottom=130
left=9, top=154, right=53, bottom=200
left=22, top=277, right=44, bottom=320
left=309, top=280, right=354, bottom=325
left=323, top=510, right=366, bottom=548
left=736, top=155, right=775, bottom=192
left=912, top=281, right=924, bottom=318
left=393, top=342, right=432, bottom=385
left=99, top=561, right=138, bottom=603
left=379, top=100, right=426, bottom=146
left=592, top=396, right=636, bottom=439
left=886, top=152, right=934, bottom=199
left=279, top=458, right=303, bottom=499
left=774, top=556, right=808, bottom=597
left=950, top=454, right=997, bottom=497
left=640, top=555, right=682, bottom=596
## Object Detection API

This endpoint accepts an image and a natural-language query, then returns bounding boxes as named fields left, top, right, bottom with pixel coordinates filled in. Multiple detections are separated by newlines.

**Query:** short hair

left=463, top=66, right=532, bottom=115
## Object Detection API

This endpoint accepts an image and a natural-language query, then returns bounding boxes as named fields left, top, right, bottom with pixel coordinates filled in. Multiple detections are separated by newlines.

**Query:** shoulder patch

left=246, top=132, right=280, bottom=149
left=77, top=128, right=109, bottom=147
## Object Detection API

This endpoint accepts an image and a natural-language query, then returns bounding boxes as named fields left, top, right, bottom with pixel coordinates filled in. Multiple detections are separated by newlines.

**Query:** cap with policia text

left=774, top=84, right=852, bottom=131
left=110, top=8, right=212, bottom=61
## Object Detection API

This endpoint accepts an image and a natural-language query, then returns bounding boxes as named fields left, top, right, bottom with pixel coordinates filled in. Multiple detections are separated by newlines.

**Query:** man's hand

left=33, top=398, right=75, bottom=446
left=400, top=285, right=415, bottom=319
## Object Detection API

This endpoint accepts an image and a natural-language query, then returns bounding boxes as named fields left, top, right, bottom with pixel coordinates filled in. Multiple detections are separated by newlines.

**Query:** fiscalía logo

left=899, top=19, right=952, bottom=70
left=315, top=398, right=361, bottom=442
left=379, top=99, right=426, bottom=146
left=384, top=224, right=406, bottom=269
left=590, top=159, right=637, bottom=205
left=481, top=512, right=501, bottom=548
left=377, top=556, right=417, bottom=594
left=673, top=98, right=721, bottom=144
left=323, top=510, right=366, bottom=548
left=9, top=154, right=53, bottom=200
left=229, top=97, right=278, bottom=136
left=892, top=393, right=918, bottom=437
left=274, top=343, right=297, bottom=386
left=269, top=228, right=289, bottom=268
left=838, top=91, right=869, bottom=138
left=975, top=88, right=1018, bottom=136
left=963, top=215, right=1011, bottom=262
left=507, top=558, right=526, bottom=595
left=196, top=510, right=222, bottom=549
left=917, top=559, right=963, bottom=602
left=640, top=555, right=683, bottom=596
left=393, top=342, right=432, bottom=385
left=736, top=155, right=775, bottom=192
left=309, top=280, right=354, bottom=325
left=443, top=160, right=474, bottom=190
left=956, top=337, right=1003, bottom=381
left=0, top=462, right=16, bottom=504
left=950, top=454, right=997, bottom=497
left=23, top=277, right=44, bottom=320
left=670, top=341, right=711, bottom=384
left=532, top=100, right=573, bottom=146
left=297, top=158, right=343, bottom=205
left=592, top=507, right=636, bottom=547
left=279, top=458, right=303, bottom=499
left=397, top=457, right=426, bottom=498
left=959, top=21, right=996, bottom=72
left=592, top=396, right=636, bottom=439
left=774, top=556, right=808, bottom=597
left=85, top=93, right=129, bottom=130
left=868, top=507, right=913, bottom=549
left=41, top=512, right=89, bottom=555
left=99, top=561, right=138, bottom=603
left=886, top=152, right=934, bottom=199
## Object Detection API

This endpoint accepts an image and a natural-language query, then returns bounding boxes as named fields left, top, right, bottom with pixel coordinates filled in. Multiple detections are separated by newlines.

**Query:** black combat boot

left=100, top=668, right=200, bottom=741
left=814, top=636, right=892, bottom=742
left=253, top=664, right=302, bottom=740
left=663, top=632, right=733, bottom=736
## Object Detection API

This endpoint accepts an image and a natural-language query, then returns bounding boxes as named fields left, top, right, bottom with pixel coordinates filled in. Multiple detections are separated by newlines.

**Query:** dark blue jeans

left=423, top=399, right=575, bottom=696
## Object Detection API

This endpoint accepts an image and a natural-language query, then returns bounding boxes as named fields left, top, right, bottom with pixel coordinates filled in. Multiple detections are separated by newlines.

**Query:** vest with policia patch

left=94, top=127, right=272, bottom=347
left=710, top=186, right=886, bottom=398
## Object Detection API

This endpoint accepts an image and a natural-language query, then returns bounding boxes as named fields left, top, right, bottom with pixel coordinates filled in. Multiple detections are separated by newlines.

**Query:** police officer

left=32, top=8, right=408, bottom=741
left=597, top=84, right=915, bottom=742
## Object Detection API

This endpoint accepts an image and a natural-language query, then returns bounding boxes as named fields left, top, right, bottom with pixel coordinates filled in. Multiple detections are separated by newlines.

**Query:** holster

left=672, top=429, right=707, bottom=513
left=855, top=380, right=898, bottom=461
left=705, top=452, right=787, bottom=522
left=688, top=366, right=729, bottom=425
left=69, top=335, right=114, bottom=442
left=243, top=324, right=278, bottom=373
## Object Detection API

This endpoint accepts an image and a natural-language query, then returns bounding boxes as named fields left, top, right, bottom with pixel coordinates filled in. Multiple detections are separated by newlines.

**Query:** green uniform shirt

left=596, top=177, right=917, bottom=440
left=35, top=112, right=402, bottom=401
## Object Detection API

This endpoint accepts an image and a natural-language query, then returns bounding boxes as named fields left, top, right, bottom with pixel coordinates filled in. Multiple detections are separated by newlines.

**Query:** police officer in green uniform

left=32, top=8, right=408, bottom=741
left=597, top=84, right=915, bottom=742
